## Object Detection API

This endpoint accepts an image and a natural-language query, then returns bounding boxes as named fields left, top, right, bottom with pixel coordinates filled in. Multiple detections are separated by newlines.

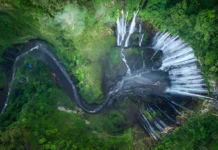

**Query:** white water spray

left=152, top=32, right=210, bottom=99
left=124, top=10, right=139, bottom=47
left=116, top=10, right=128, bottom=46
left=139, top=23, right=142, bottom=33
left=116, top=10, right=139, bottom=75
left=121, top=48, right=131, bottom=75
left=139, top=33, right=144, bottom=47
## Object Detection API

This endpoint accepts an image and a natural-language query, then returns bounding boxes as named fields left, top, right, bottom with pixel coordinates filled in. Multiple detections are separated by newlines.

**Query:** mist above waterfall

left=54, top=4, right=87, bottom=37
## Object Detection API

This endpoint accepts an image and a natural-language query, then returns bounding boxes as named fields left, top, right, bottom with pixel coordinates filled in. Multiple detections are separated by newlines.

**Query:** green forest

left=0, top=0, right=218, bottom=149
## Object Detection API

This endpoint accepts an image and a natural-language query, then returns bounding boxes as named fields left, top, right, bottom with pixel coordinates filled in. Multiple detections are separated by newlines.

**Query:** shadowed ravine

left=0, top=10, right=216, bottom=141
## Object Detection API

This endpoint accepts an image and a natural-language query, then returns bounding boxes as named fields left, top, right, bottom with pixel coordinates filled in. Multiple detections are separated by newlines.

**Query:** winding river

left=0, top=40, right=116, bottom=114
left=0, top=39, right=168, bottom=114
left=0, top=10, right=214, bottom=140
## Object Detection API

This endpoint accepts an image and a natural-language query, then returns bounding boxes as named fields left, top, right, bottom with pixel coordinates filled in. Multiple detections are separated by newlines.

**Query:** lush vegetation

left=154, top=113, right=218, bottom=150
left=103, top=110, right=127, bottom=133
left=139, top=0, right=218, bottom=83
left=0, top=57, right=132, bottom=150
left=1, top=0, right=217, bottom=98
left=0, top=0, right=121, bottom=103
left=0, top=0, right=218, bottom=149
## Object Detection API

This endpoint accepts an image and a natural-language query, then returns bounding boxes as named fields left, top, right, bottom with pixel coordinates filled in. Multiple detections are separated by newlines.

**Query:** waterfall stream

left=116, top=10, right=139, bottom=75
left=115, top=10, right=214, bottom=140
left=151, top=32, right=212, bottom=99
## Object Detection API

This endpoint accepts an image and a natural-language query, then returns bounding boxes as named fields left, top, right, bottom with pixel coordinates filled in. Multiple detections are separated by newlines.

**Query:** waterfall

left=154, top=120, right=167, bottom=134
left=146, top=104, right=172, bottom=134
left=116, top=10, right=139, bottom=75
left=121, top=48, right=131, bottom=75
left=167, top=102, right=182, bottom=116
left=139, top=22, right=142, bottom=33
left=151, top=32, right=211, bottom=99
left=138, top=22, right=144, bottom=47
left=124, top=35, right=131, bottom=47
left=116, top=10, right=128, bottom=46
left=146, top=107, right=167, bottom=134
left=138, top=110, right=161, bottom=140
left=1, top=9, right=214, bottom=141
left=124, top=10, right=139, bottom=47
left=155, top=104, right=179, bottom=125
left=139, top=33, right=144, bottom=47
